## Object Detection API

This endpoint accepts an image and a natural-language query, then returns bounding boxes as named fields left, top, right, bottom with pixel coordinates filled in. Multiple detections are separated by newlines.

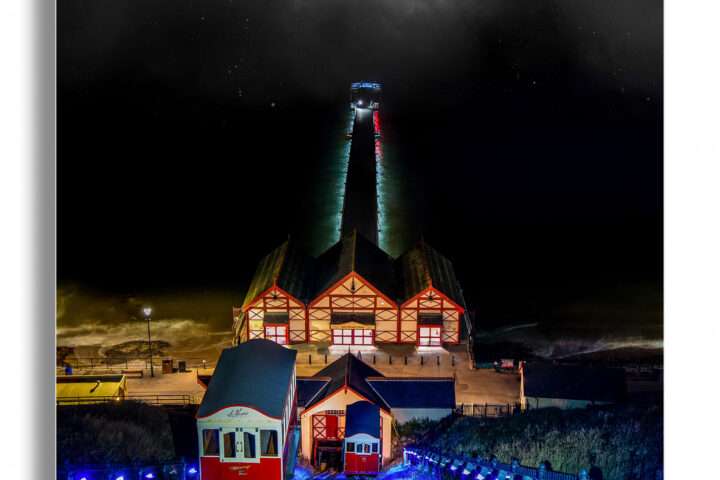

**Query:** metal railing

left=404, top=446, right=582, bottom=480
left=57, top=460, right=199, bottom=480
left=455, top=403, right=519, bottom=418
left=57, top=356, right=210, bottom=372
left=56, top=394, right=199, bottom=406
left=295, top=351, right=458, bottom=367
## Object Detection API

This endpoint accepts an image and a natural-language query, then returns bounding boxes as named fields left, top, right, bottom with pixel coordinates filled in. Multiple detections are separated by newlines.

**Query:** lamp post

left=143, top=307, right=154, bottom=377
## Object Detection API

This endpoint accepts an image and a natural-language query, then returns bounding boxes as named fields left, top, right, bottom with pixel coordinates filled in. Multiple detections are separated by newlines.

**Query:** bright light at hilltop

left=143, top=307, right=152, bottom=317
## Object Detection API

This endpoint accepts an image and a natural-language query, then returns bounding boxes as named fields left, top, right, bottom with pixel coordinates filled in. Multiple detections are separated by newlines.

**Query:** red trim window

left=332, top=329, right=374, bottom=346
left=418, top=326, right=442, bottom=346
left=265, top=325, right=288, bottom=345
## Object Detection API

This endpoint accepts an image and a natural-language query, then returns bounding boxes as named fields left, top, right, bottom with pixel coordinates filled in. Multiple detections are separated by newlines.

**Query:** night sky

left=58, top=0, right=662, bottom=341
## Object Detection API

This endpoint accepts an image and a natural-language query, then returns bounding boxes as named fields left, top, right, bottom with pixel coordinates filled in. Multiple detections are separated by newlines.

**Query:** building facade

left=233, top=231, right=466, bottom=347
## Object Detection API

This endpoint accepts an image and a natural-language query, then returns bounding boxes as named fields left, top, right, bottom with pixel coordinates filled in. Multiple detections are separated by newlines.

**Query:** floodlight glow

left=116, top=477, right=124, bottom=480
left=188, top=467, right=198, bottom=474
left=143, top=307, right=152, bottom=316
left=451, top=465, right=457, bottom=470
left=145, top=474, right=155, bottom=479
left=80, top=478, right=87, bottom=480
left=476, top=475, right=484, bottom=480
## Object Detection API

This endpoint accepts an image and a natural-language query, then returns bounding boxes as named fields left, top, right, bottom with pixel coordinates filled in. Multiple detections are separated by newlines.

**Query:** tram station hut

left=234, top=239, right=315, bottom=345
left=308, top=230, right=399, bottom=345
left=343, top=401, right=381, bottom=475
left=395, top=239, right=465, bottom=345
left=296, top=353, right=393, bottom=469
left=233, top=232, right=467, bottom=348
left=366, top=377, right=455, bottom=424
left=56, top=374, right=127, bottom=404
left=520, top=363, right=627, bottom=410
left=196, top=339, right=298, bottom=480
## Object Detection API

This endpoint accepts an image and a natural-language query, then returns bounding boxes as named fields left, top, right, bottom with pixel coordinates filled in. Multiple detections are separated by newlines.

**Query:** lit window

left=346, top=442, right=355, bottom=453
left=202, top=429, right=219, bottom=456
left=364, top=444, right=371, bottom=453
left=419, top=326, right=442, bottom=346
left=265, top=325, right=288, bottom=345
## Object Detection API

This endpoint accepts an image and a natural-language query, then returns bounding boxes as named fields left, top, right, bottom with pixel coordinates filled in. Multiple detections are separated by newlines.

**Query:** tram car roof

left=196, top=338, right=297, bottom=419
left=345, top=401, right=380, bottom=438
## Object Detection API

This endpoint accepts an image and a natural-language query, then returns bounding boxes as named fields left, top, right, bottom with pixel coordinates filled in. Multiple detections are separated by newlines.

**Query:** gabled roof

left=242, top=239, right=315, bottom=309
left=522, top=363, right=627, bottom=403
left=345, top=401, right=380, bottom=438
left=312, top=230, right=396, bottom=302
left=196, top=339, right=297, bottom=419
left=296, top=377, right=331, bottom=408
left=395, top=240, right=463, bottom=306
left=367, top=377, right=455, bottom=409
left=303, top=353, right=389, bottom=412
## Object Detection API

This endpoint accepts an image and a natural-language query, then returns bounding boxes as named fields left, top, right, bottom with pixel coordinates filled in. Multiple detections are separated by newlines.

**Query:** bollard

left=437, top=355, right=440, bottom=365
left=452, top=355, right=455, bottom=366
left=404, top=356, right=407, bottom=365
left=389, top=355, right=392, bottom=365
left=125, top=359, right=128, bottom=369
left=421, top=356, right=424, bottom=365
left=373, top=354, right=376, bottom=364
left=90, top=358, right=94, bottom=370
left=324, top=354, right=327, bottom=364
left=359, top=351, right=362, bottom=360
left=309, top=354, right=312, bottom=365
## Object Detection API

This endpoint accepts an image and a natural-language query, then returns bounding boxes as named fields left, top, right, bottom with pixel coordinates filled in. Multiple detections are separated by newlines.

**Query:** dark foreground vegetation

left=405, top=402, right=663, bottom=480
left=57, top=402, right=197, bottom=464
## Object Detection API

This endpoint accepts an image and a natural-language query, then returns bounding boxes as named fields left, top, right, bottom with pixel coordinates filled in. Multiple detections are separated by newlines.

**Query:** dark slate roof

left=297, top=377, right=331, bottom=408
left=367, top=378, right=456, bottom=409
left=264, top=313, right=289, bottom=325
left=395, top=240, right=463, bottom=306
left=242, top=240, right=316, bottom=309
left=522, top=363, right=627, bottom=403
left=196, top=339, right=297, bottom=418
left=306, top=353, right=389, bottom=412
left=312, top=230, right=397, bottom=302
left=345, top=401, right=380, bottom=438
left=417, top=313, right=444, bottom=325
left=331, top=313, right=376, bottom=327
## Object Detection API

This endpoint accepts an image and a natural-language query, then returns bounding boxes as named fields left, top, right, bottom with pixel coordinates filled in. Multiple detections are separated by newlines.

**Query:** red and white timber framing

left=242, top=286, right=308, bottom=343
left=399, top=286, right=465, bottom=344
left=307, top=272, right=398, bottom=343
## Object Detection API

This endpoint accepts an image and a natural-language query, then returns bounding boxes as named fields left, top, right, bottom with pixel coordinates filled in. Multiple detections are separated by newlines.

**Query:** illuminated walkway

left=341, top=107, right=379, bottom=244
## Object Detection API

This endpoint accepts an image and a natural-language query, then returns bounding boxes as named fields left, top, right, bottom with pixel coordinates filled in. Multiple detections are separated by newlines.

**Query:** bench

left=121, top=369, right=144, bottom=378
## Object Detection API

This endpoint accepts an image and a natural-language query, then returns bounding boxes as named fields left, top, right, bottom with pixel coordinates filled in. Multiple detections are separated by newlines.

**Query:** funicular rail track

left=308, top=472, right=342, bottom=480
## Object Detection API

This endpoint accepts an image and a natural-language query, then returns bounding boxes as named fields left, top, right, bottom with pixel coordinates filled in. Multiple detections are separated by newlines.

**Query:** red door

left=326, top=415, right=338, bottom=439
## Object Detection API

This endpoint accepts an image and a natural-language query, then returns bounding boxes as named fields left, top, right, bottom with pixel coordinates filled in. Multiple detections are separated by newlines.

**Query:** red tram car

left=196, top=339, right=299, bottom=480
left=343, top=401, right=381, bottom=476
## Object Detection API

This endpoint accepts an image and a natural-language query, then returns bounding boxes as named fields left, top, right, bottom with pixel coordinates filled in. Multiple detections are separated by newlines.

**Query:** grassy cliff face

left=429, top=402, right=663, bottom=480
left=57, top=401, right=175, bottom=464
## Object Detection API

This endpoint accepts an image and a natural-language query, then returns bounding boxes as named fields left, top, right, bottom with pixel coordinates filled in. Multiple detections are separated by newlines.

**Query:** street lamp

left=143, top=307, right=154, bottom=377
